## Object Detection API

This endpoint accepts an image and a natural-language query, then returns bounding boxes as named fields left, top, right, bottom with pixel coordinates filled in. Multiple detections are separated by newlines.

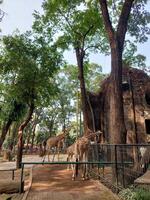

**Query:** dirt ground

left=0, top=168, right=29, bottom=200
left=0, top=154, right=39, bottom=200
left=26, top=164, right=120, bottom=200
left=0, top=154, right=120, bottom=200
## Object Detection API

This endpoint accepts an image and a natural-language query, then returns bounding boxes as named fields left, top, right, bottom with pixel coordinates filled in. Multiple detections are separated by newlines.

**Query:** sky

left=0, top=0, right=150, bottom=74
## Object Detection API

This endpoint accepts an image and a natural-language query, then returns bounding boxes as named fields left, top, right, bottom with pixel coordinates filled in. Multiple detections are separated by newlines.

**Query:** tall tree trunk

left=31, top=124, right=36, bottom=150
left=0, top=119, right=13, bottom=150
left=99, top=0, right=134, bottom=143
left=9, top=122, right=19, bottom=151
left=75, top=48, right=92, bottom=132
left=109, top=41, right=126, bottom=144
left=26, top=128, right=31, bottom=150
left=16, top=102, right=34, bottom=169
left=99, top=0, right=135, bottom=185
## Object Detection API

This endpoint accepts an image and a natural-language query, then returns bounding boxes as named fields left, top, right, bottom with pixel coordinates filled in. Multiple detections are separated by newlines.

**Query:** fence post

left=20, top=163, right=24, bottom=193
left=122, top=145, right=125, bottom=188
left=114, top=145, right=118, bottom=187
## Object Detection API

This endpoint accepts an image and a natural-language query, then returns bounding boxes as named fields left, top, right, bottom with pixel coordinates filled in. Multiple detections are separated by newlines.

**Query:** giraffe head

left=64, top=126, right=72, bottom=136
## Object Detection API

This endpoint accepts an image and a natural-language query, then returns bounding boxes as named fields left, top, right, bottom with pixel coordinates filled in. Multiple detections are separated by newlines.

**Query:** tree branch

left=99, top=0, right=115, bottom=45
left=82, top=25, right=94, bottom=48
left=57, top=8, right=82, bottom=38
left=117, top=0, right=135, bottom=51
left=0, top=9, right=5, bottom=22
left=84, top=44, right=102, bottom=52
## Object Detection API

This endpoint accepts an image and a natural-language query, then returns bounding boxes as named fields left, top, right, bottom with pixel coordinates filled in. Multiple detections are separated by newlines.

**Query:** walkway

left=26, top=165, right=119, bottom=200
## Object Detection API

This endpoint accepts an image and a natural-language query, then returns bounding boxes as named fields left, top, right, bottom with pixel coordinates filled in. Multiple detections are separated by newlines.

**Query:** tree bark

left=99, top=0, right=135, bottom=185
left=0, top=119, right=13, bottom=150
left=26, top=128, right=31, bottom=150
left=16, top=102, right=34, bottom=169
left=9, top=122, right=19, bottom=151
left=75, top=48, right=93, bottom=132
left=31, top=124, right=36, bottom=150
left=109, top=40, right=126, bottom=144
left=99, top=0, right=135, bottom=143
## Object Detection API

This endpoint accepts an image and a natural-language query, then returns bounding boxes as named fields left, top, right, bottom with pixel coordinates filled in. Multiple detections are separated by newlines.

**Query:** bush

left=135, top=188, right=150, bottom=200
left=119, top=186, right=137, bottom=200
left=119, top=186, right=150, bottom=200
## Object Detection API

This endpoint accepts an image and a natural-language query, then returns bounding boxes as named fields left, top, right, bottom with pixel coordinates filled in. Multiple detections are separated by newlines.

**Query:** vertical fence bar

left=122, top=145, right=125, bottom=187
left=114, top=145, right=118, bottom=186
left=12, top=170, right=15, bottom=180
left=20, top=163, right=24, bottom=193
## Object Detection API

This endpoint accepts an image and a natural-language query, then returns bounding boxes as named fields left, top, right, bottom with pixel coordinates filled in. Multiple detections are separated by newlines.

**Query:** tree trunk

left=16, top=102, right=34, bottom=169
left=109, top=41, right=126, bottom=144
left=109, top=41, right=126, bottom=185
left=0, top=119, right=13, bottom=150
left=75, top=48, right=93, bottom=132
left=26, top=128, right=31, bottom=150
left=31, top=124, right=36, bottom=150
left=99, top=0, right=135, bottom=185
left=9, top=122, right=19, bottom=151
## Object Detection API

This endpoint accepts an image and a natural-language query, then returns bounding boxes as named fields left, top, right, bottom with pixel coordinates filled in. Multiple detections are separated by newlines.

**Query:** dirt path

left=26, top=165, right=120, bottom=200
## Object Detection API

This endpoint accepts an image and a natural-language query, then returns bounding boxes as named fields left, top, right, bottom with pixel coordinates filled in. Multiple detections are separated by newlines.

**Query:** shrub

left=135, top=188, right=150, bottom=200
left=119, top=186, right=136, bottom=200
left=119, top=186, right=150, bottom=200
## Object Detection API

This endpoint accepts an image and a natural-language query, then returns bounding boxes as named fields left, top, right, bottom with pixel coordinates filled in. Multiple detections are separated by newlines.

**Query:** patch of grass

left=119, top=186, right=150, bottom=200
left=134, top=188, right=150, bottom=200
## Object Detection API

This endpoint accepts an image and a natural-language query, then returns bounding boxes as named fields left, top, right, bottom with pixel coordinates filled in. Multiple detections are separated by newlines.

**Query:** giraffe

left=43, top=127, right=71, bottom=162
left=66, top=143, right=75, bottom=170
left=68, top=129, right=102, bottom=180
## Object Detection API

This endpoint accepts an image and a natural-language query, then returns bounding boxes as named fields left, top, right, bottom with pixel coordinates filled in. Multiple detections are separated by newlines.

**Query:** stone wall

left=89, top=67, right=150, bottom=143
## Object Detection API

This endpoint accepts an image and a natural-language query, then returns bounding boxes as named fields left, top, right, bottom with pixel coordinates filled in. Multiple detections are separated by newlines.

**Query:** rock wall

left=89, top=67, right=150, bottom=144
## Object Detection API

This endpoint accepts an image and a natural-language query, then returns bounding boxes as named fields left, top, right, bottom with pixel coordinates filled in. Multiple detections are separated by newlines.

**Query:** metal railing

left=19, top=143, right=150, bottom=193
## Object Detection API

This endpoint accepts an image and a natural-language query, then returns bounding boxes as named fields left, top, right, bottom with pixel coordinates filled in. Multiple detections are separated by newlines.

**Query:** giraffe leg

left=48, top=150, right=50, bottom=162
left=42, top=153, right=46, bottom=162
left=81, top=163, right=86, bottom=180
left=57, top=148, right=60, bottom=161
left=52, top=148, right=56, bottom=162
left=85, top=151, right=89, bottom=180
left=71, top=156, right=76, bottom=180
left=80, top=154, right=86, bottom=180
left=67, top=156, right=70, bottom=170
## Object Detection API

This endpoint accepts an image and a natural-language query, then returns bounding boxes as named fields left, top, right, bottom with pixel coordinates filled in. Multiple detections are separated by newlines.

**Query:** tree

left=34, top=0, right=150, bottom=134
left=98, top=0, right=150, bottom=144
left=33, top=1, right=109, bottom=132
left=0, top=0, right=5, bottom=22
left=0, top=32, right=62, bottom=167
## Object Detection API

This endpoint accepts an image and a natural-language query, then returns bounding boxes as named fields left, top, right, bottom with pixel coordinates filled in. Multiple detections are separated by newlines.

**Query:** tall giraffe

left=43, top=127, right=71, bottom=162
left=67, top=129, right=102, bottom=180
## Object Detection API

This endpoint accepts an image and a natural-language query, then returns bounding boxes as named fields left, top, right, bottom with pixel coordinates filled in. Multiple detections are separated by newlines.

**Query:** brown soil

left=0, top=155, right=121, bottom=200
left=0, top=158, right=30, bottom=200
left=27, top=164, right=120, bottom=200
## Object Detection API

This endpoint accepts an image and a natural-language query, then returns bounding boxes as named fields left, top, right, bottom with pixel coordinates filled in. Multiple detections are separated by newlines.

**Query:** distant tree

left=33, top=1, right=109, bottom=132
left=0, top=0, right=5, bottom=22
left=0, top=32, right=62, bottom=168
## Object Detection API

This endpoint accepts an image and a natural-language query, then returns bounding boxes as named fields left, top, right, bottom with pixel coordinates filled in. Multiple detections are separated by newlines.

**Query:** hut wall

left=90, top=67, right=150, bottom=144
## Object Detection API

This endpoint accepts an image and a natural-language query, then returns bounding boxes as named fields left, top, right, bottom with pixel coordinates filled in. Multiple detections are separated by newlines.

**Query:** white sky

left=0, top=0, right=150, bottom=73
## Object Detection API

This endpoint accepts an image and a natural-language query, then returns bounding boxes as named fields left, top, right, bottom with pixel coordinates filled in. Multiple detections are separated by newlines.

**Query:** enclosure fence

left=89, top=144, right=150, bottom=192
left=20, top=144, right=150, bottom=193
